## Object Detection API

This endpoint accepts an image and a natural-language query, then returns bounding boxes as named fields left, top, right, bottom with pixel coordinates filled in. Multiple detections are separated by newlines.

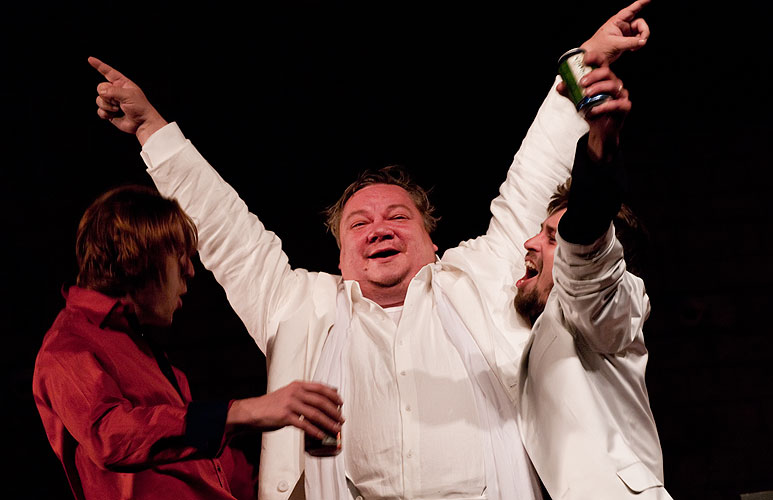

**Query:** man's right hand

left=226, top=381, right=345, bottom=439
left=88, top=57, right=168, bottom=146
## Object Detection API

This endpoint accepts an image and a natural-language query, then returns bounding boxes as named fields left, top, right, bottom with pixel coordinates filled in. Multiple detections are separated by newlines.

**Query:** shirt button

left=277, top=480, right=289, bottom=492
left=405, top=405, right=412, bottom=412
left=400, top=370, right=406, bottom=376
left=407, top=450, right=413, bottom=458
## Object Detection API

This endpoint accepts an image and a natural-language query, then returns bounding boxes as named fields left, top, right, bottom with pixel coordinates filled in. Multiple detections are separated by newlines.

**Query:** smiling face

left=338, top=183, right=438, bottom=307
left=514, top=208, right=566, bottom=324
left=128, top=252, right=195, bottom=326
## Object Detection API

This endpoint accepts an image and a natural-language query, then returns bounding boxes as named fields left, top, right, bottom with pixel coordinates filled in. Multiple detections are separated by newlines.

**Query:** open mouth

left=524, top=261, right=538, bottom=279
left=369, top=249, right=400, bottom=259
left=516, top=260, right=539, bottom=288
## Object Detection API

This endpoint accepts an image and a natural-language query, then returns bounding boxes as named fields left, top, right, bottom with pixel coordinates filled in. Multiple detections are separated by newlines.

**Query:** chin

left=148, top=314, right=175, bottom=327
left=513, top=288, right=545, bottom=326
left=366, top=268, right=407, bottom=287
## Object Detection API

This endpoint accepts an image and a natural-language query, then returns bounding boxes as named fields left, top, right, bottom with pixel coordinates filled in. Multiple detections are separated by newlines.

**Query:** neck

left=359, top=283, right=408, bottom=308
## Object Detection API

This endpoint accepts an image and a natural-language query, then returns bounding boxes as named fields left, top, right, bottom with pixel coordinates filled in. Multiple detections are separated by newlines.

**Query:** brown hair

left=547, top=179, right=571, bottom=216
left=75, top=185, right=198, bottom=296
left=324, top=165, right=439, bottom=247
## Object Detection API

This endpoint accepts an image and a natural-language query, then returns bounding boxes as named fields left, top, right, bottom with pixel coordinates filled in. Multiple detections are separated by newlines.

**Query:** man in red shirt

left=33, top=185, right=344, bottom=500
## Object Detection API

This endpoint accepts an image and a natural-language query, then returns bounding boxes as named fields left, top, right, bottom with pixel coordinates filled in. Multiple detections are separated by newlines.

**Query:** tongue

left=516, top=269, right=537, bottom=288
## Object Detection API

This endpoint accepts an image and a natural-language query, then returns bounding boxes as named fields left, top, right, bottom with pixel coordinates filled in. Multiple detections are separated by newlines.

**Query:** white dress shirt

left=345, top=268, right=486, bottom=499
left=140, top=79, right=587, bottom=499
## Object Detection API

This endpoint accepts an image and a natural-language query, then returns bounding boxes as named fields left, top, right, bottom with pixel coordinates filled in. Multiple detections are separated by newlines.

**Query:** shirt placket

left=394, top=302, right=421, bottom=498
left=212, top=458, right=229, bottom=491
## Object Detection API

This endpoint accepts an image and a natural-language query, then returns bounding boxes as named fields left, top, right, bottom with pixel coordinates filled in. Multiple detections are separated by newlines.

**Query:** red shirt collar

left=63, top=286, right=136, bottom=332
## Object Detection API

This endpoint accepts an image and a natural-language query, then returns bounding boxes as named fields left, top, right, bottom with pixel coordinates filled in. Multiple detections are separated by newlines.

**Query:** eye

left=391, top=214, right=408, bottom=220
left=350, top=221, right=367, bottom=229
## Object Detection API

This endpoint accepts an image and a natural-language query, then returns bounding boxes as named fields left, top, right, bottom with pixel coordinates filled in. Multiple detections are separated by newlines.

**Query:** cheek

left=338, top=244, right=363, bottom=278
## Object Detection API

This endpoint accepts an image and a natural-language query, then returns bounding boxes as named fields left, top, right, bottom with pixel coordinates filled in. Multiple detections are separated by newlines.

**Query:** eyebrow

left=344, top=204, right=414, bottom=222
left=540, top=221, right=557, bottom=236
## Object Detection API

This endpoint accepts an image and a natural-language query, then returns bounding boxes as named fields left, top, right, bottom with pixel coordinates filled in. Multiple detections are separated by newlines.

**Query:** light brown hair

left=75, top=185, right=197, bottom=296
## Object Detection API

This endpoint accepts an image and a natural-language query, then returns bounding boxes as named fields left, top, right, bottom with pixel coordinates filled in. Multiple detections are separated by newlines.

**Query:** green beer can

left=557, top=48, right=610, bottom=115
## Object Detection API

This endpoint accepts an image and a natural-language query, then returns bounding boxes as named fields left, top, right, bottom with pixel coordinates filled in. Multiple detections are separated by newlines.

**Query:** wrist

left=580, top=40, right=596, bottom=54
left=226, top=399, right=247, bottom=428
left=136, top=114, right=168, bottom=146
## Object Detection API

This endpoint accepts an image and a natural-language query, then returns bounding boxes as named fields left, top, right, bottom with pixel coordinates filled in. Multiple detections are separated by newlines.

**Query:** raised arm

left=89, top=58, right=312, bottom=352
left=472, top=0, right=651, bottom=263
left=554, top=61, right=647, bottom=354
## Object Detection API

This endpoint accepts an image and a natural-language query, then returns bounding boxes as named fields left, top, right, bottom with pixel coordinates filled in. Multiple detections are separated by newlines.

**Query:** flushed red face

left=129, top=252, right=195, bottom=326
left=514, top=208, right=566, bottom=323
left=338, top=183, right=438, bottom=307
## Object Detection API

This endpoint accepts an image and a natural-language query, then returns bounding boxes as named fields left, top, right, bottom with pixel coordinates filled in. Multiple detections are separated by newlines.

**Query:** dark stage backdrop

left=3, top=2, right=771, bottom=499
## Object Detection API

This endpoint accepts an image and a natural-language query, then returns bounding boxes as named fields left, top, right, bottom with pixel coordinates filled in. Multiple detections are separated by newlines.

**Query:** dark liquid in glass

left=304, top=431, right=342, bottom=457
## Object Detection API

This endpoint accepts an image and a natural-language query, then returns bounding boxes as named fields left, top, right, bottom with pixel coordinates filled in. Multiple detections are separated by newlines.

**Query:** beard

left=513, top=287, right=547, bottom=326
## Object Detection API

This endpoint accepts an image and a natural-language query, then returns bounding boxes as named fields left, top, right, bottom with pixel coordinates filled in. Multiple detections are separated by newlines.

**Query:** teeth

left=525, top=261, right=537, bottom=271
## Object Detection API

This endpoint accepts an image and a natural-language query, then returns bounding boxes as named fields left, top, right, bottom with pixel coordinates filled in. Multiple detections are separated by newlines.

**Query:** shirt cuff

left=140, top=122, right=188, bottom=171
left=184, top=400, right=232, bottom=457
left=557, top=223, right=616, bottom=265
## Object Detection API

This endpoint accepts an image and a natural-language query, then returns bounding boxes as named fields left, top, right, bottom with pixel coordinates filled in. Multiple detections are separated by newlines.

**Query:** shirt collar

left=64, top=286, right=135, bottom=332
left=343, top=261, right=438, bottom=311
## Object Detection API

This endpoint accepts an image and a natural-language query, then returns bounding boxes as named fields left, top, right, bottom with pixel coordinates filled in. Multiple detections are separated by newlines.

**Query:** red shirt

left=33, top=287, right=240, bottom=500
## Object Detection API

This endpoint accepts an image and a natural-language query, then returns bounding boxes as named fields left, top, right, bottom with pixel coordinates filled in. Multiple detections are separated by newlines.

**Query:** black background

left=3, top=1, right=772, bottom=499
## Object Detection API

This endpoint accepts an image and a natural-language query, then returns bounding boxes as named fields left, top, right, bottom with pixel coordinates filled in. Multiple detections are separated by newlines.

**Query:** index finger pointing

left=618, top=0, right=651, bottom=22
left=88, top=56, right=127, bottom=83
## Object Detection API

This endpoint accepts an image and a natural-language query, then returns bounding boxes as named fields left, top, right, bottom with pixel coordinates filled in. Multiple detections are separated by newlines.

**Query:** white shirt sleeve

left=554, top=223, right=650, bottom=354
left=456, top=77, right=588, bottom=267
left=140, top=122, right=313, bottom=353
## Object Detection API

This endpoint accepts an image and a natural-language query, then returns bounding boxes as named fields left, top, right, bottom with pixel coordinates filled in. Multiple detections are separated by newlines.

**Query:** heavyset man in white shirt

left=89, top=3, right=652, bottom=498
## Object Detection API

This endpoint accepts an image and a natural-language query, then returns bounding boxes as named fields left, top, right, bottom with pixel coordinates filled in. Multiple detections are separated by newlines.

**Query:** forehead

left=342, top=183, right=418, bottom=216
left=544, top=208, right=566, bottom=229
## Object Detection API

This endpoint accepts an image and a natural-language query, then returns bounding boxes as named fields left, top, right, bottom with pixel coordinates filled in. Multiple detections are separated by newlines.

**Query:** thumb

left=556, top=80, right=568, bottom=97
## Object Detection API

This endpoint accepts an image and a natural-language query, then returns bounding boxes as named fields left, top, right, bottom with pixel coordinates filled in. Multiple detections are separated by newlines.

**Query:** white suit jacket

left=518, top=225, right=672, bottom=499
left=141, top=81, right=587, bottom=500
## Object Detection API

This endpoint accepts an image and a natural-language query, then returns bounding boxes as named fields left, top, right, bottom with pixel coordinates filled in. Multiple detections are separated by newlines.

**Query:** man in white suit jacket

left=88, top=4, right=651, bottom=498
left=513, top=49, right=672, bottom=499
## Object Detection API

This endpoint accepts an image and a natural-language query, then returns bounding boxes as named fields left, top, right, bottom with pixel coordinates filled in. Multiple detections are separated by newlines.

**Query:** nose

left=524, top=233, right=540, bottom=251
left=182, top=256, right=195, bottom=278
left=367, top=224, right=395, bottom=244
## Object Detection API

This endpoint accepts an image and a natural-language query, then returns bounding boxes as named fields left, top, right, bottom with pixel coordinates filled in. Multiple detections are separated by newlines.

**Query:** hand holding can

left=557, top=48, right=611, bottom=116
